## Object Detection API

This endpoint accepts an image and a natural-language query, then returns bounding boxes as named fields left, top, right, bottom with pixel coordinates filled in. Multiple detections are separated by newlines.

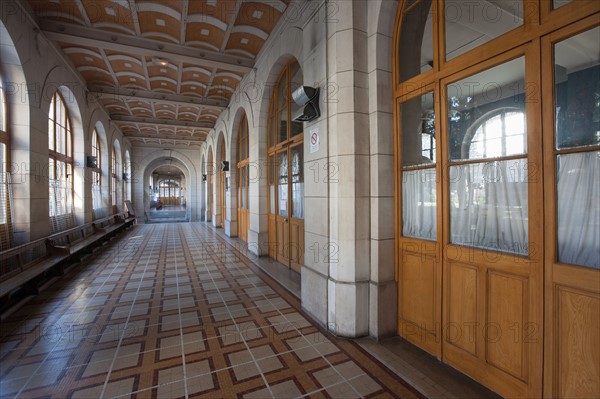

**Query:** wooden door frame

left=540, top=15, right=600, bottom=399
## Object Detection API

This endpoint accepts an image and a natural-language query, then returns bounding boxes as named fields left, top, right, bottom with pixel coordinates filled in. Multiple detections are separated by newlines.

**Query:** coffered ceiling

left=25, top=0, right=290, bottom=149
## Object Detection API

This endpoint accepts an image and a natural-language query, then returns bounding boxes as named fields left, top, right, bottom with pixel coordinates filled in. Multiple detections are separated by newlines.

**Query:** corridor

left=0, top=223, right=420, bottom=398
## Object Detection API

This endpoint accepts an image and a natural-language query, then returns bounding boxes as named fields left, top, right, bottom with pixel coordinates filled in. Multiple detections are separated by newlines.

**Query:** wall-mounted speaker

left=291, top=85, right=320, bottom=122
left=86, top=155, right=97, bottom=168
left=221, top=161, right=229, bottom=171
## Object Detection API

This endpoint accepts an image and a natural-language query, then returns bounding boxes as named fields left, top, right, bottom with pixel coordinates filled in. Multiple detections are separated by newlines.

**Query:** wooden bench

left=0, top=210, right=136, bottom=303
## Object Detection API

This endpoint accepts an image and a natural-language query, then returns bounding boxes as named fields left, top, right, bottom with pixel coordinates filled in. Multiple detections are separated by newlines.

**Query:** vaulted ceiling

left=26, top=0, right=290, bottom=149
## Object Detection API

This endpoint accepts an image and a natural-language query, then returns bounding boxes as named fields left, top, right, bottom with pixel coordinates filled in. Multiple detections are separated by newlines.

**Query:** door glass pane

left=553, top=0, right=573, bottom=9
left=402, top=168, right=436, bottom=240
left=269, top=155, right=275, bottom=214
left=556, top=152, right=599, bottom=269
left=450, top=158, right=528, bottom=255
left=277, top=152, right=288, bottom=217
left=278, top=107, right=288, bottom=144
left=445, top=0, right=523, bottom=61
left=269, top=112, right=275, bottom=148
left=401, top=91, right=435, bottom=167
left=291, top=146, right=303, bottom=219
left=398, top=0, right=433, bottom=81
left=241, top=168, right=247, bottom=209
left=554, top=27, right=600, bottom=150
left=0, top=84, right=5, bottom=132
left=290, top=62, right=304, bottom=137
left=447, top=57, right=526, bottom=161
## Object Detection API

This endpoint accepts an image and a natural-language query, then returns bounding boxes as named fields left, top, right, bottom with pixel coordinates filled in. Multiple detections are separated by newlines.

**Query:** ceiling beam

left=111, top=115, right=214, bottom=129
left=40, top=20, right=253, bottom=74
left=90, top=88, right=226, bottom=111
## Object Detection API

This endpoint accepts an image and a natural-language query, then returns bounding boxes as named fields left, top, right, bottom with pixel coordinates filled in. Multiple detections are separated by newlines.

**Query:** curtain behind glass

left=402, top=168, right=436, bottom=240
left=557, top=152, right=600, bottom=269
left=450, top=159, right=528, bottom=255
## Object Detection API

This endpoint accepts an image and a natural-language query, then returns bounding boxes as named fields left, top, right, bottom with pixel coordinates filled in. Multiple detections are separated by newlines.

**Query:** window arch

left=124, top=150, right=131, bottom=202
left=461, top=108, right=526, bottom=160
left=48, top=91, right=74, bottom=233
left=91, top=129, right=102, bottom=211
left=0, top=76, right=12, bottom=249
left=111, top=144, right=118, bottom=211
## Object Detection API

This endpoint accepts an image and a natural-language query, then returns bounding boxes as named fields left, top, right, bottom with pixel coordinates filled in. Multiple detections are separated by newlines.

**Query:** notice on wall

left=309, top=127, right=319, bottom=153
left=279, top=199, right=287, bottom=212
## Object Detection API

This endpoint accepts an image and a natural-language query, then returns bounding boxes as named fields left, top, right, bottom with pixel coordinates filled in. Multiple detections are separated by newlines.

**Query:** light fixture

left=152, top=56, right=169, bottom=66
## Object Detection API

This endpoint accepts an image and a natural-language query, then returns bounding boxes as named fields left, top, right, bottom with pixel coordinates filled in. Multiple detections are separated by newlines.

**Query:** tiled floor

left=0, top=223, right=424, bottom=398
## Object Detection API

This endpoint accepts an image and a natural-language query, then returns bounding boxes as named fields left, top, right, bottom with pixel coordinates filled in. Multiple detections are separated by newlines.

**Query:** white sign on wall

left=309, top=127, right=319, bottom=153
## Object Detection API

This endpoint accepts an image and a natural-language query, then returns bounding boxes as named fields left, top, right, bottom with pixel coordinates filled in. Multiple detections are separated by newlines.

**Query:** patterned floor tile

left=0, top=223, right=425, bottom=399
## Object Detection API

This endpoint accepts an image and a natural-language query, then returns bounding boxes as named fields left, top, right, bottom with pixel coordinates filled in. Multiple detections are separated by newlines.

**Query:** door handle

left=285, top=218, right=288, bottom=223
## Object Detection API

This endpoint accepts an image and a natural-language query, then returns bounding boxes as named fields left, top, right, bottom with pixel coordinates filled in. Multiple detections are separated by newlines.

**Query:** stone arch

left=134, top=149, right=199, bottom=222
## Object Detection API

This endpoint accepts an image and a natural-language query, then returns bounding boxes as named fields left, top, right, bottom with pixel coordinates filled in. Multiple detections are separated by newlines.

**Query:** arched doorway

left=267, top=59, right=304, bottom=272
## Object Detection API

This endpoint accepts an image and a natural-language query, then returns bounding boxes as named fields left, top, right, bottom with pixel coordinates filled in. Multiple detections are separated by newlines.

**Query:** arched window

left=111, top=145, right=118, bottom=211
left=124, top=151, right=131, bottom=202
left=0, top=77, right=11, bottom=249
left=237, top=114, right=249, bottom=241
left=462, top=108, right=526, bottom=160
left=48, top=92, right=74, bottom=232
left=91, top=129, right=101, bottom=211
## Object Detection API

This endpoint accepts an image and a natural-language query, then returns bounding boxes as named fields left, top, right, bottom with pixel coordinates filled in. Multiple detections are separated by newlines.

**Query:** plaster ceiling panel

left=185, top=22, right=226, bottom=51
left=63, top=49, right=107, bottom=70
left=81, top=0, right=136, bottom=35
left=137, top=10, right=181, bottom=44
left=225, top=32, right=263, bottom=58
left=147, top=63, right=178, bottom=81
left=180, top=84, right=206, bottom=97
left=181, top=65, right=212, bottom=84
left=236, top=2, right=282, bottom=35
left=149, top=79, right=178, bottom=94
left=116, top=75, right=147, bottom=90
left=187, top=1, right=230, bottom=21
left=79, top=70, right=115, bottom=86
left=107, top=53, right=145, bottom=78
left=206, top=86, right=233, bottom=102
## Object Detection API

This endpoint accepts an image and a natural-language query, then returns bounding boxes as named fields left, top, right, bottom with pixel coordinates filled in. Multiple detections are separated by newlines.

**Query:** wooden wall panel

left=447, top=262, right=478, bottom=356
left=556, top=287, right=600, bottom=399
left=487, top=272, right=526, bottom=380
left=401, top=252, right=435, bottom=330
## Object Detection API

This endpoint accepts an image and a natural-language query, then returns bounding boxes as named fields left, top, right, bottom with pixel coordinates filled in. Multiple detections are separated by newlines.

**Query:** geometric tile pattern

left=0, top=223, right=424, bottom=398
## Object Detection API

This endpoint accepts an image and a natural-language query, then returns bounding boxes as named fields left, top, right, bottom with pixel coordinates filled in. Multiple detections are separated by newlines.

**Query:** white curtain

left=557, top=151, right=600, bottom=269
left=402, top=168, right=437, bottom=240
left=450, top=159, right=528, bottom=255
left=293, top=182, right=304, bottom=219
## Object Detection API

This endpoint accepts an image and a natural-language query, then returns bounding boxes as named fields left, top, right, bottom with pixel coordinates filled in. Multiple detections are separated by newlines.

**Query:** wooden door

left=237, top=166, right=249, bottom=242
left=542, top=19, right=600, bottom=399
left=439, top=48, right=544, bottom=399
left=275, top=150, right=290, bottom=265
left=268, top=154, right=277, bottom=259
left=219, top=168, right=226, bottom=227
left=289, top=143, right=304, bottom=273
